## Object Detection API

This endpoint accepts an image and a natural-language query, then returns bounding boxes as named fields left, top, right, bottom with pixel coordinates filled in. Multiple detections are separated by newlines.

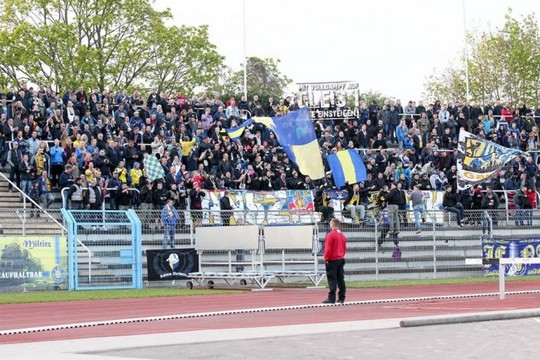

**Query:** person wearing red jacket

left=501, top=103, right=513, bottom=123
left=525, top=187, right=537, bottom=226
left=322, top=218, right=347, bottom=304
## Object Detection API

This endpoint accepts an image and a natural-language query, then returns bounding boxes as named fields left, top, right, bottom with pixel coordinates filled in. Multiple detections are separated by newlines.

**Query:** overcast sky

left=155, top=0, right=538, bottom=102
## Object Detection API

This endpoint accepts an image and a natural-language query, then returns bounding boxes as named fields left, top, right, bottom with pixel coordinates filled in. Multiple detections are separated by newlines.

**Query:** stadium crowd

left=0, top=85, right=540, bottom=225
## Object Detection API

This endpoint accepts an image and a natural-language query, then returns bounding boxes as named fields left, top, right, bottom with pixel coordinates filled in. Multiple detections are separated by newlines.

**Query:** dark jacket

left=84, top=185, right=103, bottom=209
left=443, top=191, right=460, bottom=207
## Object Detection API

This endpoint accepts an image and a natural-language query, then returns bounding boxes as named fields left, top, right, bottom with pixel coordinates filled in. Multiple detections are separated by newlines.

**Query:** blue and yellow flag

left=253, top=108, right=325, bottom=179
left=143, top=153, right=165, bottom=183
left=327, top=149, right=367, bottom=188
left=226, top=119, right=253, bottom=141
left=457, top=129, right=523, bottom=190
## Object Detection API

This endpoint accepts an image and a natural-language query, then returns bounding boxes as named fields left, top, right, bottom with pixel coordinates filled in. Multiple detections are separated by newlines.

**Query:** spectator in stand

left=524, top=156, right=537, bottom=189
left=19, top=153, right=35, bottom=198
left=94, top=148, right=112, bottom=179
left=312, top=184, right=333, bottom=223
left=152, top=181, right=168, bottom=210
left=381, top=182, right=400, bottom=235
left=387, top=106, right=399, bottom=143
left=67, top=177, right=84, bottom=209
left=368, top=100, right=379, bottom=123
left=38, top=170, right=54, bottom=208
left=501, top=103, right=513, bottom=123
left=225, top=99, right=240, bottom=121
left=372, top=131, right=387, bottom=150
left=189, top=183, right=205, bottom=227
left=84, top=178, right=103, bottom=210
left=430, top=171, right=448, bottom=191
left=115, top=160, right=129, bottom=184
left=395, top=119, right=408, bottom=151
left=6, top=141, right=22, bottom=191
left=443, top=186, right=465, bottom=228
left=219, top=190, right=234, bottom=226
left=160, top=198, right=179, bottom=249
left=59, top=164, right=75, bottom=190
left=403, top=101, right=416, bottom=123
left=116, top=183, right=132, bottom=210
left=49, top=138, right=65, bottom=188
left=525, top=186, right=536, bottom=226
left=481, top=187, right=499, bottom=235
left=173, top=180, right=188, bottom=230
left=139, top=180, right=154, bottom=211
left=343, top=182, right=367, bottom=225
left=107, top=171, right=121, bottom=210
left=124, top=138, right=142, bottom=170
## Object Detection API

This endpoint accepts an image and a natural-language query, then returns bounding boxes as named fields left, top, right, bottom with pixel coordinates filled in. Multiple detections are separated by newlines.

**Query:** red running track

left=1, top=281, right=540, bottom=344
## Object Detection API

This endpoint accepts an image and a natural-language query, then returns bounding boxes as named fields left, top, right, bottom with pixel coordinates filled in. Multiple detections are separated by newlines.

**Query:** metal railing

left=2, top=205, right=540, bottom=292
left=60, top=187, right=141, bottom=210
left=0, top=171, right=66, bottom=236
left=0, top=173, right=94, bottom=285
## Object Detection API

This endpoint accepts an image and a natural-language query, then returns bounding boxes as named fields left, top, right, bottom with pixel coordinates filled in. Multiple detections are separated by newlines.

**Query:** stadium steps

left=0, top=209, right=64, bottom=236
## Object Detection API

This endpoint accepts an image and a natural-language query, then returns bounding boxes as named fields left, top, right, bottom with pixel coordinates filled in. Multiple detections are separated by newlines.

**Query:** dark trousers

left=325, top=258, right=346, bottom=302
left=51, top=164, right=64, bottom=188
left=445, top=205, right=464, bottom=225
left=221, top=211, right=232, bottom=226
left=9, top=165, right=20, bottom=189
left=316, top=206, right=334, bottom=222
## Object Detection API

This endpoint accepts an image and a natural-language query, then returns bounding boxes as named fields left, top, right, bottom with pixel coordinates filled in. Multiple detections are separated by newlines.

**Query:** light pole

left=463, top=0, right=470, bottom=102
left=242, top=0, right=247, bottom=100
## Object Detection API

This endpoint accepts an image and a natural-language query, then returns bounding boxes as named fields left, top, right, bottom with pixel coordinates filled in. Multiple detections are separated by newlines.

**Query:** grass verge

left=1, top=276, right=539, bottom=304
left=0, top=288, right=238, bottom=304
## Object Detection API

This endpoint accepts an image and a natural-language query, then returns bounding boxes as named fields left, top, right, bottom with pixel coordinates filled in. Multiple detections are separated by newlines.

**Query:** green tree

left=423, top=10, right=540, bottom=106
left=0, top=0, right=224, bottom=93
left=220, top=57, right=292, bottom=101
left=147, top=24, right=224, bottom=95
left=358, top=90, right=396, bottom=108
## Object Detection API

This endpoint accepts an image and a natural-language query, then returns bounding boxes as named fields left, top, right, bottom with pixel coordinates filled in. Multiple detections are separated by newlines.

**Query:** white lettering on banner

left=297, top=81, right=360, bottom=111
left=311, top=109, right=360, bottom=119
left=159, top=272, right=188, bottom=279
left=298, top=82, right=360, bottom=91
left=0, top=272, right=44, bottom=279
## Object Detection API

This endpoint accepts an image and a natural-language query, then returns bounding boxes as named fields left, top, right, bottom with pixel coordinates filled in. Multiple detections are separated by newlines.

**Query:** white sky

left=155, top=0, right=538, bottom=102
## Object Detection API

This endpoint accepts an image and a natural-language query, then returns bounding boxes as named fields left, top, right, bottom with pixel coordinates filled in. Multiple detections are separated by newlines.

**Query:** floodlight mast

left=242, top=0, right=248, bottom=100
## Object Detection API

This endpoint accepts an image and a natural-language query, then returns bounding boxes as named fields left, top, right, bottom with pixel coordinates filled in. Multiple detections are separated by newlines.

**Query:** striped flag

left=327, top=149, right=367, bottom=188
left=253, top=108, right=325, bottom=179
left=226, top=119, right=253, bottom=141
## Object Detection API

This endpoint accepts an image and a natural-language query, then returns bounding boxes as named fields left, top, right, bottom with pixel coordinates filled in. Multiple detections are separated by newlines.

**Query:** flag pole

left=462, top=0, right=470, bottom=102
left=242, top=0, right=248, bottom=100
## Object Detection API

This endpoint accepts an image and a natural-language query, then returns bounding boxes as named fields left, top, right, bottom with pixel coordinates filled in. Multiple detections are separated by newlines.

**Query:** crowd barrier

left=4, top=203, right=540, bottom=293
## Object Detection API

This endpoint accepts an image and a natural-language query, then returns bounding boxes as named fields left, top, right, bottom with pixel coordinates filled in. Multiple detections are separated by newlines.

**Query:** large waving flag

left=327, top=149, right=367, bottom=188
left=253, top=108, right=325, bottom=179
left=143, top=153, right=165, bottom=183
left=457, top=129, right=523, bottom=190
left=226, top=119, right=253, bottom=141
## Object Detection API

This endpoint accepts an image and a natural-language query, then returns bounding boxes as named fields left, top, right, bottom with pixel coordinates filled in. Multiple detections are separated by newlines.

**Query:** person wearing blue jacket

left=160, top=199, right=179, bottom=249
left=49, top=139, right=65, bottom=188
left=395, top=119, right=409, bottom=151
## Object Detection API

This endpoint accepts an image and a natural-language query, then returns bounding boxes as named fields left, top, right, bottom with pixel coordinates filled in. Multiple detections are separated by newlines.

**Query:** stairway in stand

left=0, top=178, right=65, bottom=237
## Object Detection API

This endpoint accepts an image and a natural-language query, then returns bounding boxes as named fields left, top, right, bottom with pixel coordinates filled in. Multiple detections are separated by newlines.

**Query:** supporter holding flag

left=253, top=108, right=324, bottom=180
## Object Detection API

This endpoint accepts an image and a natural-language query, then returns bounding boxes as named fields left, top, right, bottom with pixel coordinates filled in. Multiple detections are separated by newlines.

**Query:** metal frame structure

left=62, top=208, right=142, bottom=290
left=186, top=225, right=325, bottom=290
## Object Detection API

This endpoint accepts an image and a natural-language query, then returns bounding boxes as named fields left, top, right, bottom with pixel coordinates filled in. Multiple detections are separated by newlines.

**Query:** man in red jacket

left=322, top=218, right=347, bottom=304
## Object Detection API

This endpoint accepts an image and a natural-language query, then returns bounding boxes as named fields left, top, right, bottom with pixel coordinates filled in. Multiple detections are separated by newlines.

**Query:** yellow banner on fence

left=0, top=236, right=68, bottom=289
